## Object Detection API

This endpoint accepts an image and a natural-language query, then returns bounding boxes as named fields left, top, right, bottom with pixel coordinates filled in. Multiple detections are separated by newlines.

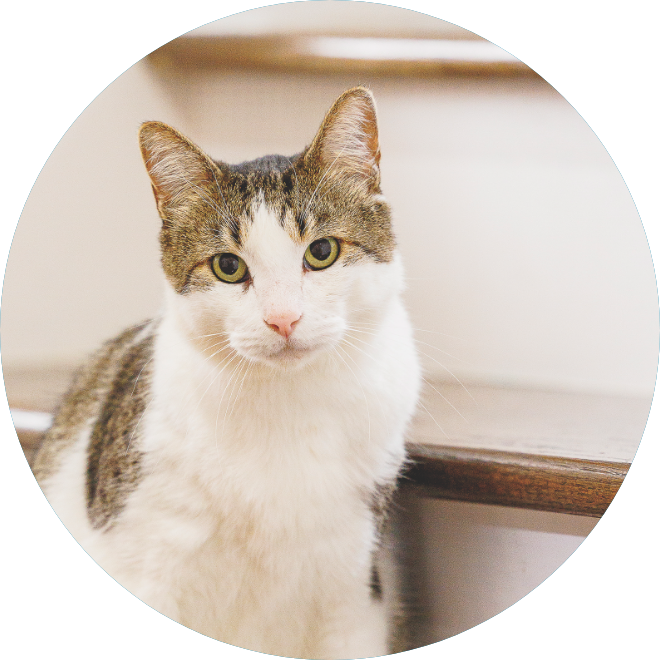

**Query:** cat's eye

left=304, top=237, right=340, bottom=271
left=211, top=253, right=249, bottom=283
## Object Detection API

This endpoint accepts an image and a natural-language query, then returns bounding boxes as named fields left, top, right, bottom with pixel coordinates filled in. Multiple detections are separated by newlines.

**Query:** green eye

left=211, top=253, right=249, bottom=283
left=304, top=237, right=340, bottom=271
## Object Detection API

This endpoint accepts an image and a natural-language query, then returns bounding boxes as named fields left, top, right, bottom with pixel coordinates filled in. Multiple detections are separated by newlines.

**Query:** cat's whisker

left=181, top=349, right=234, bottom=414
left=411, top=328, right=471, bottom=341
left=412, top=338, right=465, bottom=363
left=154, top=337, right=242, bottom=455
left=199, top=339, right=233, bottom=356
left=189, top=341, right=231, bottom=370
left=187, top=171, right=233, bottom=221
left=349, top=322, right=463, bottom=354
left=225, top=356, right=252, bottom=423
left=130, top=356, right=155, bottom=398
left=333, top=345, right=371, bottom=445
left=341, top=333, right=387, bottom=371
left=301, top=164, right=336, bottom=226
left=172, top=168, right=241, bottom=244
left=121, top=337, right=159, bottom=456
left=413, top=348, right=476, bottom=405
left=124, top=404, right=148, bottom=456
left=183, top=345, right=239, bottom=426
left=417, top=400, right=450, bottom=439
left=214, top=356, right=247, bottom=452
left=344, top=326, right=380, bottom=340
left=342, top=330, right=377, bottom=347
left=343, top=329, right=468, bottom=420
left=349, top=318, right=471, bottom=342
left=420, top=377, right=469, bottom=423
left=303, top=177, right=346, bottom=224
left=177, top=174, right=232, bottom=224
left=338, top=339, right=391, bottom=418
left=194, top=331, right=231, bottom=340
left=349, top=322, right=478, bottom=402
left=347, top=324, right=471, bottom=371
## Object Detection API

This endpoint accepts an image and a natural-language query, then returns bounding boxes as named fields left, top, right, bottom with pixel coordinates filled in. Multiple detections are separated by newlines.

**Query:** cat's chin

left=249, top=343, right=325, bottom=370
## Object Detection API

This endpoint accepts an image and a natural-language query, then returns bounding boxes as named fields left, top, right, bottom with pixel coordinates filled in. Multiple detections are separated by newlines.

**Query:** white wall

left=1, top=63, right=181, bottom=368
left=395, top=494, right=597, bottom=644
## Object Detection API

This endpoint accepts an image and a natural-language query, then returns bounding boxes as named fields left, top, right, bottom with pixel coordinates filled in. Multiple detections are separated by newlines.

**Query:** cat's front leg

left=316, top=599, right=389, bottom=660
left=83, top=528, right=182, bottom=623
left=100, top=559, right=184, bottom=628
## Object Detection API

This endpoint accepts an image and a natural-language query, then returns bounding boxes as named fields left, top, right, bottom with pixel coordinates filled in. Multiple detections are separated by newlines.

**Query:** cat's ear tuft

left=139, top=122, right=219, bottom=218
left=307, top=87, right=382, bottom=193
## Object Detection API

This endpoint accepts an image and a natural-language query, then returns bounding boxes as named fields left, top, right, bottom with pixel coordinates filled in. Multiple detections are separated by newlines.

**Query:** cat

left=32, top=86, right=421, bottom=659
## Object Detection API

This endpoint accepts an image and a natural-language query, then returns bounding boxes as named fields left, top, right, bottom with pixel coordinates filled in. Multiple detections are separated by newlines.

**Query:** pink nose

left=265, top=311, right=302, bottom=339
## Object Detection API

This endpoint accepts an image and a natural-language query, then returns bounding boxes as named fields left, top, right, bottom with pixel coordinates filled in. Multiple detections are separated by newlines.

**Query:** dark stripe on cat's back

left=86, top=331, right=154, bottom=530
left=370, top=563, right=383, bottom=601
left=32, top=322, right=152, bottom=484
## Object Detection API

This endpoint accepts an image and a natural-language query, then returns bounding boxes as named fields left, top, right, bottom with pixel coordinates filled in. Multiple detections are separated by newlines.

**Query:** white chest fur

left=89, top=289, right=420, bottom=656
left=41, top=268, right=420, bottom=658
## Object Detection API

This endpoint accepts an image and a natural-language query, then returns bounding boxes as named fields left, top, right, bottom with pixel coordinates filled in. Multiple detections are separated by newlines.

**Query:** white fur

left=43, top=203, right=420, bottom=658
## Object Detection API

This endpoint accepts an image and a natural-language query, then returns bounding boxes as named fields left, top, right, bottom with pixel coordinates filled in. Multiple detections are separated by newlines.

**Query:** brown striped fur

left=139, top=87, right=396, bottom=295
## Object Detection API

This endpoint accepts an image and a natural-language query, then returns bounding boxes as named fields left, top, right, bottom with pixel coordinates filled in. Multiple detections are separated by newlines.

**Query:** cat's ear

left=139, top=121, right=220, bottom=218
left=307, top=87, right=381, bottom=193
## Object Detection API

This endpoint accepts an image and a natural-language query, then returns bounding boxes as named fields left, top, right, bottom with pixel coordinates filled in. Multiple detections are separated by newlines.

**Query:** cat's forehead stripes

left=224, top=155, right=307, bottom=238
left=226, top=154, right=395, bottom=257
left=142, top=87, right=397, bottom=294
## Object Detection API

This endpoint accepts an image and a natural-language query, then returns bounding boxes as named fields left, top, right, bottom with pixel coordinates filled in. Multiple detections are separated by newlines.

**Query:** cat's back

left=33, top=319, right=156, bottom=507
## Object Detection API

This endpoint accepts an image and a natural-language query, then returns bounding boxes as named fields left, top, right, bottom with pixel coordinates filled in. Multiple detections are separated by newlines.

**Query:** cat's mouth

left=228, top=326, right=342, bottom=368
left=240, top=337, right=331, bottom=370
left=264, top=341, right=316, bottom=364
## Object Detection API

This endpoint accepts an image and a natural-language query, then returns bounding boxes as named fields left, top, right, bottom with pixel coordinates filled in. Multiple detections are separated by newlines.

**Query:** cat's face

left=168, top=200, right=403, bottom=370
left=140, top=87, right=400, bottom=369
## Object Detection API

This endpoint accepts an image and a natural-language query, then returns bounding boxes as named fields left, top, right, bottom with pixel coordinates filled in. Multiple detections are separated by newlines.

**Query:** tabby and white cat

left=33, top=87, right=421, bottom=659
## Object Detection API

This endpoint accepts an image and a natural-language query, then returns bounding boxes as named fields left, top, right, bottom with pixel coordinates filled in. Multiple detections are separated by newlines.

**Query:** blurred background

left=2, top=3, right=656, bottom=396
left=2, top=1, right=657, bottom=649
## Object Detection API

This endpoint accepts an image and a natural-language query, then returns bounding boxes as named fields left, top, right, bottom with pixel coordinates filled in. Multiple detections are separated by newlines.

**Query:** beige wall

left=2, top=63, right=180, bottom=369
left=2, top=57, right=656, bottom=397
left=396, top=495, right=597, bottom=644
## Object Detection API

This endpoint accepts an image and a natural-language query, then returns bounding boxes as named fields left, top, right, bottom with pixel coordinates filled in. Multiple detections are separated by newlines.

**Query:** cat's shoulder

left=32, top=319, right=157, bottom=485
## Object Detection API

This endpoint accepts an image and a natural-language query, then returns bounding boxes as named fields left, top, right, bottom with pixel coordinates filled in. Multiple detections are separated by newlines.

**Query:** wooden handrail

left=147, top=35, right=538, bottom=78
left=12, top=413, right=632, bottom=518
left=7, top=368, right=645, bottom=519
left=403, top=443, right=628, bottom=517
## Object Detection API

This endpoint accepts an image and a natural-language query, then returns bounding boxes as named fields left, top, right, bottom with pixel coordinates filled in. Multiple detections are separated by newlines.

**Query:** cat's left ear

left=307, top=87, right=382, bottom=193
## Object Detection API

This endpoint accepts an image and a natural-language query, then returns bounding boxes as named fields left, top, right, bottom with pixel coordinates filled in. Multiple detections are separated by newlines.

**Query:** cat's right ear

left=139, top=122, right=220, bottom=219
left=306, top=87, right=382, bottom=194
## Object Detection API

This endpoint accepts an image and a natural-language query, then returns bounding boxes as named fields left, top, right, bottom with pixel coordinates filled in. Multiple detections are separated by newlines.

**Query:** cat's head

left=139, top=87, right=403, bottom=370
